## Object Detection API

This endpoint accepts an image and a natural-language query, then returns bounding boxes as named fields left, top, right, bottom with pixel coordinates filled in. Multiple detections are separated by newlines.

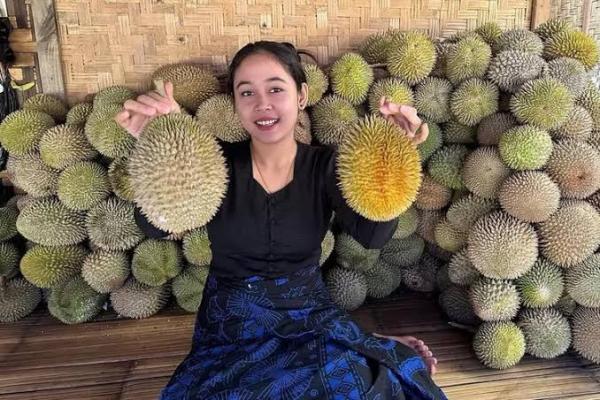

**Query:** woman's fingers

left=115, top=110, right=131, bottom=127
left=164, top=81, right=176, bottom=104
left=128, top=112, right=150, bottom=138
left=124, top=98, right=158, bottom=117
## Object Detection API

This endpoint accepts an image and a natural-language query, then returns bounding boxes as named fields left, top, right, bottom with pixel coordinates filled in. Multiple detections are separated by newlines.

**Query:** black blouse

left=134, top=139, right=399, bottom=279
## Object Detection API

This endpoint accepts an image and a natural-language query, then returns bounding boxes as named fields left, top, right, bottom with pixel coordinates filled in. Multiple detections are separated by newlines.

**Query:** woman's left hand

left=378, top=96, right=429, bottom=145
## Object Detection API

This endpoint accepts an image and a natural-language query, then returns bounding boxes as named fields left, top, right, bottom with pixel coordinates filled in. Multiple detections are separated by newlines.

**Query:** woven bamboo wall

left=54, top=0, right=532, bottom=104
left=551, top=0, right=599, bottom=38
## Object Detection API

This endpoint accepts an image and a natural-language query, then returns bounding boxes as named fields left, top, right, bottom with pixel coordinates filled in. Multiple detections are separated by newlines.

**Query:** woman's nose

left=254, top=93, right=272, bottom=111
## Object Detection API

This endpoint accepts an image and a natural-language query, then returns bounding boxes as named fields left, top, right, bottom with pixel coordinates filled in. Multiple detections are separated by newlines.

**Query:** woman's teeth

left=256, top=119, right=278, bottom=126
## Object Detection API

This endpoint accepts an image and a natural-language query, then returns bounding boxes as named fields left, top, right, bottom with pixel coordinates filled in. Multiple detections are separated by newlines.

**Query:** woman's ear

left=298, top=82, right=309, bottom=110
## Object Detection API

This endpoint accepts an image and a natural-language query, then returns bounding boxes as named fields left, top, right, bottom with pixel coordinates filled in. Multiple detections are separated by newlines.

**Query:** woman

left=116, top=41, right=447, bottom=400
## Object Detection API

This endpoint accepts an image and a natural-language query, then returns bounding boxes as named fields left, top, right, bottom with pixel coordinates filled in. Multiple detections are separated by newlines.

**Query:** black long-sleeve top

left=134, top=139, right=398, bottom=279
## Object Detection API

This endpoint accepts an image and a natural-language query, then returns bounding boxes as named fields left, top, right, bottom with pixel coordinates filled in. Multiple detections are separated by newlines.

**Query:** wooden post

left=530, top=0, right=551, bottom=29
left=29, top=0, right=65, bottom=98
left=582, top=0, right=592, bottom=33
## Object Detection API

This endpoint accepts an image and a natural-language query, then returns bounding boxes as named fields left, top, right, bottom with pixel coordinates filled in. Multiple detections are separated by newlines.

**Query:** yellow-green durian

left=194, top=94, right=247, bottom=143
left=92, top=85, right=136, bottom=108
left=85, top=103, right=136, bottom=158
left=20, top=245, right=88, bottom=288
left=329, top=53, right=374, bottom=105
left=387, top=31, right=436, bottom=86
left=65, top=103, right=93, bottom=126
left=86, top=197, right=144, bottom=251
left=48, top=276, right=107, bottom=324
left=311, top=95, right=359, bottom=146
left=23, top=93, right=68, bottom=123
left=132, top=239, right=183, bottom=287
left=110, top=277, right=170, bottom=319
left=39, top=124, right=98, bottom=170
left=82, top=250, right=129, bottom=293
left=0, top=110, right=55, bottom=155
left=0, top=277, right=42, bottom=322
left=303, top=63, right=328, bottom=106
left=108, top=157, right=135, bottom=202
left=172, top=264, right=210, bottom=312
left=57, top=161, right=111, bottom=211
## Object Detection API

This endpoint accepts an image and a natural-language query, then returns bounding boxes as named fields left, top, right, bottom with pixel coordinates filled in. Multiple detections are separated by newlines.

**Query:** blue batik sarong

left=160, top=264, right=448, bottom=400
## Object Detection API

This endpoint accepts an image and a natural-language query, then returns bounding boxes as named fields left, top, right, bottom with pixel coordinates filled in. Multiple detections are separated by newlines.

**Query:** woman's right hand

left=115, top=81, right=180, bottom=139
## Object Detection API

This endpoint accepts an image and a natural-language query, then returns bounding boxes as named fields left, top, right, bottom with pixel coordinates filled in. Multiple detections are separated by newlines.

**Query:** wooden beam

left=29, top=0, right=65, bottom=98
left=582, top=0, right=592, bottom=33
left=8, top=28, right=35, bottom=53
left=530, top=0, right=551, bottom=29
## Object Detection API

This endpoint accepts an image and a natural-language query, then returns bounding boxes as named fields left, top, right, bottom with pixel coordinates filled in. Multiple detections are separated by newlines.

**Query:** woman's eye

left=241, top=91, right=253, bottom=97
left=270, top=87, right=283, bottom=93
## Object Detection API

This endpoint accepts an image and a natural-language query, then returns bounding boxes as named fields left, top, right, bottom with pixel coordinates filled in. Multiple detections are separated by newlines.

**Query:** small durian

left=498, top=125, right=553, bottom=170
left=82, top=250, right=129, bottom=293
left=23, top=94, right=68, bottom=123
left=565, top=253, right=600, bottom=307
left=414, top=77, right=452, bottom=123
left=416, top=209, right=443, bottom=244
left=194, top=94, right=247, bottom=143
left=498, top=171, right=560, bottom=223
left=577, top=82, right=600, bottom=130
left=132, top=239, right=183, bottom=287
left=39, top=124, right=98, bottom=170
left=5, top=153, right=60, bottom=197
left=450, top=78, right=499, bottom=127
left=108, top=157, right=135, bottom=201
left=414, top=174, right=452, bottom=211
left=430, top=40, right=456, bottom=78
left=380, top=234, right=425, bottom=268
left=0, top=110, right=55, bottom=155
left=544, top=30, right=599, bottom=70
left=0, top=206, right=18, bottom=241
left=329, top=53, right=374, bottom=105
left=311, top=95, right=359, bottom=146
left=439, top=285, right=481, bottom=325
left=57, top=161, right=111, bottom=211
left=85, top=103, right=136, bottom=158
left=92, top=85, right=136, bottom=108
left=109, top=277, right=170, bottom=319
left=20, top=245, right=88, bottom=288
left=494, top=29, right=544, bottom=55
left=427, top=145, right=469, bottom=190
left=303, top=63, right=328, bottom=106
left=367, top=78, right=413, bottom=114
left=334, top=232, right=380, bottom=272
left=172, top=264, right=210, bottom=312
left=550, top=105, right=593, bottom=141
left=0, top=277, right=42, bottom=322
left=325, top=265, right=367, bottom=311
left=555, top=292, right=577, bottom=317
left=516, top=258, right=564, bottom=308
left=151, top=64, right=220, bottom=112
left=446, top=194, right=497, bottom=233
left=477, top=112, right=517, bottom=146
left=434, top=218, right=467, bottom=253
left=474, top=22, right=502, bottom=47
left=534, top=18, right=574, bottom=42
left=443, top=120, right=476, bottom=144
left=487, top=50, right=546, bottom=93
left=571, top=306, right=600, bottom=363
left=48, top=276, right=107, bottom=324
left=182, top=227, right=212, bottom=266
left=545, top=140, right=600, bottom=199
left=393, top=207, right=419, bottom=239
left=365, top=258, right=402, bottom=298
left=86, top=197, right=144, bottom=251
left=359, top=29, right=404, bottom=64
left=417, top=121, right=443, bottom=162
left=462, top=146, right=511, bottom=199
left=470, top=277, right=520, bottom=321
left=448, top=249, right=480, bottom=286
left=387, top=31, right=436, bottom=86
left=517, top=308, right=571, bottom=359
left=542, top=57, right=588, bottom=98
left=65, top=103, right=93, bottom=126
left=0, top=242, right=20, bottom=279
left=446, top=36, right=492, bottom=85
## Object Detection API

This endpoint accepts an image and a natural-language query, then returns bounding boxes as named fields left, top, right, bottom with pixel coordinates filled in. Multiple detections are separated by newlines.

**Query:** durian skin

left=20, top=245, right=88, bottom=288
left=23, top=93, right=68, bottom=123
left=320, top=230, right=335, bottom=265
left=325, top=265, right=367, bottom=311
left=182, top=227, right=212, bottom=266
left=499, top=171, right=560, bottom=223
left=414, top=77, right=452, bottom=124
left=82, top=250, right=129, bottom=294
left=393, top=207, right=419, bottom=239
left=329, top=53, right=374, bottom=105
left=498, top=125, right=553, bottom=170
left=494, top=29, right=544, bottom=56
left=565, top=253, right=600, bottom=308
left=6, top=153, right=60, bottom=198
left=414, top=174, right=452, bottom=211
left=172, top=264, right=210, bottom=312
left=434, top=217, right=467, bottom=253
left=84, top=103, right=136, bottom=159
left=487, top=50, right=546, bottom=93
left=132, top=239, right=183, bottom=287
left=448, top=249, right=480, bottom=286
left=446, top=194, right=496, bottom=233
left=0, top=242, right=20, bottom=279
left=108, top=157, right=135, bottom=202
left=462, top=146, right=511, bottom=200
left=47, top=276, right=107, bottom=324
left=0, top=277, right=42, bottom=323
left=446, top=36, right=492, bottom=85
left=0, top=206, right=19, bottom=241
left=387, top=31, right=437, bottom=86
left=0, top=109, right=55, bottom=155
left=92, top=86, right=136, bottom=108
left=417, top=122, right=443, bottom=162
left=359, top=29, right=404, bottom=64
left=57, top=161, right=111, bottom=211
left=450, top=78, right=499, bottom=127
left=571, top=306, right=600, bottom=363
left=550, top=105, right=592, bottom=141
left=194, top=94, right=247, bottom=143
left=477, top=112, right=517, bottom=146
left=517, top=308, right=571, bottom=359
left=367, top=78, right=413, bottom=114
left=86, top=197, right=145, bottom=251
left=365, top=258, right=402, bottom=298
left=427, top=145, right=469, bottom=190
left=470, top=277, right=521, bottom=321
left=311, top=95, right=359, bottom=146
left=544, top=30, right=600, bottom=70
left=334, top=232, right=380, bottom=272
left=303, top=63, right=328, bottom=106
left=534, top=18, right=574, bottom=41
left=473, top=321, right=526, bottom=370
left=39, top=124, right=98, bottom=170
left=151, top=64, right=220, bottom=112
left=545, top=140, right=600, bottom=199
left=543, top=57, right=588, bottom=98
left=110, top=278, right=170, bottom=319
left=439, top=285, right=480, bottom=325
left=380, top=235, right=425, bottom=268
left=66, top=103, right=93, bottom=126
left=516, top=258, right=564, bottom=308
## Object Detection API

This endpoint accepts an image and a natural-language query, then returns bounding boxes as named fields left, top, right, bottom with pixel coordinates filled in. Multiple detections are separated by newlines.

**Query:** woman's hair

left=227, top=41, right=307, bottom=95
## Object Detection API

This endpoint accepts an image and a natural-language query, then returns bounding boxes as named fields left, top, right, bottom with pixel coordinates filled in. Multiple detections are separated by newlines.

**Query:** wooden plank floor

left=1, top=290, right=599, bottom=400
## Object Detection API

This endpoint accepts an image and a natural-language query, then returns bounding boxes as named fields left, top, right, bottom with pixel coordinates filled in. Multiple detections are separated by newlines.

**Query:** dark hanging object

left=0, top=16, right=19, bottom=172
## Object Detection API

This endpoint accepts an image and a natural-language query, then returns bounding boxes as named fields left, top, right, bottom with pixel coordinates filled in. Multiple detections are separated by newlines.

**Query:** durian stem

left=153, top=79, right=166, bottom=97
left=448, top=321, right=477, bottom=333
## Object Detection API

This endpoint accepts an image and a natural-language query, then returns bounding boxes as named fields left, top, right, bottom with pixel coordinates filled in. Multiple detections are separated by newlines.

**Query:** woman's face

left=232, top=52, right=308, bottom=145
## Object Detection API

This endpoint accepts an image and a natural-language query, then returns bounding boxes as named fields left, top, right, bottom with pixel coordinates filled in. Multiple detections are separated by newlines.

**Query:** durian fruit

left=446, top=194, right=496, bottom=233
left=294, top=110, right=312, bottom=144
left=16, top=197, right=87, bottom=246
left=22, top=94, right=68, bottom=123
left=450, top=78, right=499, bottom=127
left=132, top=239, right=183, bottom=287
left=151, top=64, right=220, bottom=112
left=534, top=18, right=574, bottom=42
left=92, top=85, right=136, bottom=108
left=329, top=53, right=374, bottom=105
left=417, top=122, right=443, bottom=162
left=387, top=31, right=436, bottom=86
left=414, top=77, right=452, bottom=123
left=446, top=36, right=492, bottom=85
left=108, top=157, right=135, bottom=202
left=359, top=29, right=404, bottom=64
left=555, top=292, right=577, bottom=317
left=498, top=171, right=560, bottom=223
left=577, top=83, right=600, bottom=130
left=443, top=120, right=476, bottom=144
left=86, top=197, right=144, bottom=251
left=367, top=78, right=413, bottom=114
left=5, top=154, right=60, bottom=198
left=436, top=263, right=452, bottom=291
left=470, top=277, right=520, bottom=321
left=57, top=161, right=110, bottom=211
left=47, top=276, right=107, bottom=324
left=439, top=285, right=480, bottom=325
left=462, top=147, right=511, bottom=199
left=320, top=230, right=335, bottom=265
left=468, top=211, right=538, bottom=279
left=538, top=201, right=600, bottom=268
left=380, top=234, right=425, bottom=268
left=337, top=116, right=421, bottom=221
left=494, top=29, right=544, bottom=56
left=81, top=250, right=129, bottom=293
left=85, top=103, right=136, bottom=158
left=427, top=241, right=453, bottom=262
left=401, top=253, right=439, bottom=292
left=544, top=30, right=600, bottom=70
left=517, top=308, right=571, bottom=359
left=303, top=63, right=328, bottom=106
left=565, top=253, right=600, bottom=307
left=20, top=245, right=88, bottom=288
left=311, top=95, right=359, bottom=146
left=416, top=209, right=443, bottom=244
left=434, top=218, right=467, bottom=253
left=516, top=258, right=563, bottom=308
left=325, top=265, right=367, bottom=311
left=172, top=264, right=210, bottom=312
left=474, top=22, right=503, bottom=47
left=545, top=140, right=600, bottom=199
left=0, top=277, right=42, bottom=322
left=0, top=206, right=18, bottom=241
left=428, top=145, right=469, bottom=190
left=0, top=110, right=55, bottom=155
left=0, top=242, right=20, bottom=279
left=364, top=258, right=402, bottom=298
left=543, top=57, right=588, bottom=98
left=430, top=40, right=456, bottom=78
left=414, top=174, right=452, bottom=210
left=393, top=207, right=419, bottom=239
left=39, top=124, right=98, bottom=170
left=510, top=78, right=574, bottom=130
left=473, top=321, right=526, bottom=369
left=477, top=112, right=517, bottom=146
left=334, top=233, right=380, bottom=272
left=66, top=103, right=93, bottom=126
left=487, top=51, right=546, bottom=93
left=448, top=249, right=480, bottom=286
left=194, top=94, right=247, bottom=143
left=128, top=114, right=228, bottom=233
left=550, top=105, right=593, bottom=141
left=109, top=277, right=170, bottom=319
left=182, top=227, right=212, bottom=266
left=571, top=306, right=600, bottom=363
left=498, top=125, right=553, bottom=170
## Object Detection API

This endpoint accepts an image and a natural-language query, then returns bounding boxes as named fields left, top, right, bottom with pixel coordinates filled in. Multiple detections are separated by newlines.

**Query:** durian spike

left=153, top=79, right=166, bottom=98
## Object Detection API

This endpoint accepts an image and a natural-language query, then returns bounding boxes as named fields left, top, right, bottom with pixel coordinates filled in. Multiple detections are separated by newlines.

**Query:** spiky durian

left=0, top=242, right=20, bottom=279
left=172, top=264, right=210, bottom=312
left=16, top=197, right=87, bottom=246
left=334, top=232, right=380, bottom=272
left=393, top=207, right=419, bottom=239
left=487, top=51, right=546, bottom=93
left=443, top=120, right=476, bottom=144
left=544, top=30, right=599, bottom=70
left=417, top=209, right=443, bottom=244
left=311, top=95, right=359, bottom=146
left=446, top=194, right=496, bottom=233
left=294, top=109, right=312, bottom=145
left=430, top=40, right=456, bottom=78
left=365, top=258, right=402, bottom=298
left=66, top=103, right=93, bottom=126
left=545, top=140, right=600, bottom=199
left=565, top=253, right=600, bottom=307
left=434, top=218, right=467, bottom=253
left=82, top=250, right=129, bottom=293
left=128, top=114, right=228, bottom=233
left=474, top=22, right=502, bottom=47
left=445, top=30, right=483, bottom=43
left=448, top=249, right=480, bottom=286
left=462, top=147, right=510, bottom=200
left=23, top=94, right=68, bottom=123
left=534, top=18, right=574, bottom=41
left=387, top=31, right=436, bottom=86
left=577, top=82, right=600, bottom=130
left=92, top=86, right=136, bottom=108
left=86, top=197, right=144, bottom=251
left=108, top=157, right=135, bottom=201
left=498, top=125, right=553, bottom=170
left=0, top=277, right=42, bottom=322
left=0, top=110, right=55, bottom=155
left=414, top=77, right=452, bottom=123
left=303, top=63, right=328, bottom=106
left=538, top=201, right=600, bottom=268
left=439, top=285, right=480, bottom=325
left=85, top=103, right=136, bottom=158
left=571, top=306, right=600, bottom=363
left=151, top=64, right=220, bottom=112
left=468, top=211, right=538, bottom=279
left=450, top=78, right=499, bottom=127
left=494, top=29, right=543, bottom=55
left=367, top=78, right=413, bottom=114
left=48, top=276, right=106, bottom=324
left=477, top=112, right=517, bottom=146
left=57, top=161, right=110, bottom=211
left=325, top=265, right=367, bottom=311
left=551, top=105, right=593, bottom=141
left=38, top=124, right=97, bottom=170
left=109, top=277, right=170, bottom=319
left=20, top=245, right=88, bottom=288
left=194, top=94, right=247, bottom=143
left=446, top=36, right=492, bottom=85
left=556, top=292, right=577, bottom=316
left=414, top=174, right=452, bottom=210
left=428, top=145, right=469, bottom=190
left=470, top=277, right=520, bottom=321
left=337, top=116, right=421, bottom=221
left=359, top=29, right=404, bottom=64
left=401, top=253, right=439, bottom=293
left=517, top=308, right=571, bottom=359
left=498, top=171, right=560, bottom=223
left=543, top=57, right=588, bottom=98
left=510, top=78, right=574, bottom=130
left=380, top=234, right=425, bottom=268
left=5, top=153, right=60, bottom=197
left=417, top=122, right=442, bottom=162
left=516, top=258, right=563, bottom=308
left=132, top=239, right=183, bottom=287
left=182, top=227, right=212, bottom=266
left=0, top=206, right=18, bottom=241
left=329, top=53, right=373, bottom=105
